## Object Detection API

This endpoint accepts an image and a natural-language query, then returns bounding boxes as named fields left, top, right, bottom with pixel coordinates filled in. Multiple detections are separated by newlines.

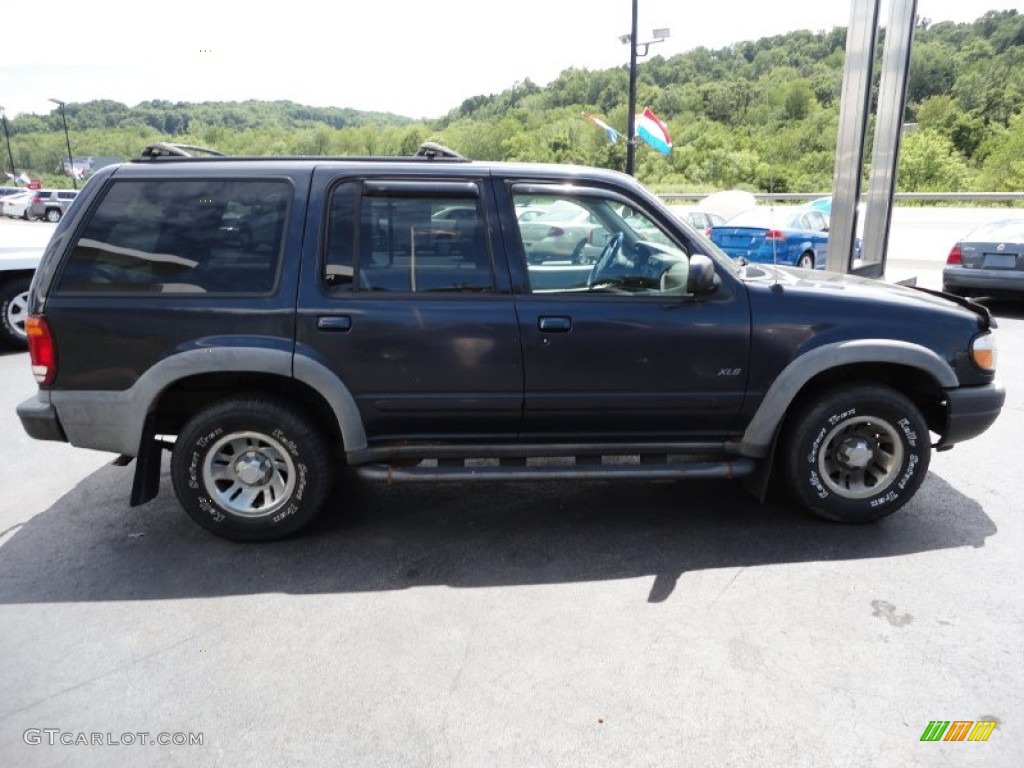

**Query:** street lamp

left=49, top=98, right=76, bottom=190
left=0, top=105, right=16, bottom=183
left=621, top=0, right=669, bottom=176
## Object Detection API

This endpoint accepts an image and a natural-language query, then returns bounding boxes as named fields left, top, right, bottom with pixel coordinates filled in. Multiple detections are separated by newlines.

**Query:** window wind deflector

left=510, top=183, right=632, bottom=205
left=363, top=181, right=479, bottom=198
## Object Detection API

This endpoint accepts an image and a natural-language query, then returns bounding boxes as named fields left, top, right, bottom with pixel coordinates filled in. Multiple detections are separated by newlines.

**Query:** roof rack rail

left=140, top=142, right=226, bottom=159
left=414, top=142, right=466, bottom=160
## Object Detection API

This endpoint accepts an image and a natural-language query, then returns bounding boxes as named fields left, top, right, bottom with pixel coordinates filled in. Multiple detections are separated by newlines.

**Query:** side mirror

left=687, top=254, right=719, bottom=294
left=589, top=227, right=612, bottom=247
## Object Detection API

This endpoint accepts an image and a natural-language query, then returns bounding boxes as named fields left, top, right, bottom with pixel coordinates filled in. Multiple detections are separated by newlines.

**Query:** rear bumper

left=942, top=266, right=1024, bottom=295
left=939, top=381, right=1005, bottom=449
left=17, top=393, right=68, bottom=443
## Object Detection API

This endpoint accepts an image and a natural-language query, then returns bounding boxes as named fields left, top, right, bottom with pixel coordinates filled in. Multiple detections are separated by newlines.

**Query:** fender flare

left=738, top=339, right=957, bottom=457
left=51, top=347, right=368, bottom=456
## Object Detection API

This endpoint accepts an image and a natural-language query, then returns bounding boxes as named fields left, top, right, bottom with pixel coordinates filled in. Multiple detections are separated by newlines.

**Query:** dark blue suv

left=16, top=147, right=1005, bottom=540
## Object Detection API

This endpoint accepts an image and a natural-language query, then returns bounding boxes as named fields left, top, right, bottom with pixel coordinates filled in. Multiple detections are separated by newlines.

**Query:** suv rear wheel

left=170, top=397, right=333, bottom=541
left=781, top=384, right=930, bottom=522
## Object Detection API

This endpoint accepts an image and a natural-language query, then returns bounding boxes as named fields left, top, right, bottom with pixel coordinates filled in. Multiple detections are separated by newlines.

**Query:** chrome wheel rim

left=817, top=416, right=904, bottom=499
left=6, top=290, right=28, bottom=339
left=202, top=431, right=296, bottom=518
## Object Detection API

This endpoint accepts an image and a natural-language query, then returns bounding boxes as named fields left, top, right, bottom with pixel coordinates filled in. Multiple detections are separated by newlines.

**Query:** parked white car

left=0, top=220, right=52, bottom=346
left=1, top=191, right=37, bottom=220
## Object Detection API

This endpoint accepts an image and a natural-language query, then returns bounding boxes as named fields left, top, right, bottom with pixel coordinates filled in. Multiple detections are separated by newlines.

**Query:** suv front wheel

left=781, top=384, right=931, bottom=522
left=171, top=397, right=333, bottom=541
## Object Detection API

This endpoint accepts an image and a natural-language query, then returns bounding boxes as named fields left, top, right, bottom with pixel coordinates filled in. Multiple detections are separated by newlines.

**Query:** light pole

left=49, top=98, right=76, bottom=190
left=0, top=105, right=16, bottom=182
left=621, top=0, right=669, bottom=176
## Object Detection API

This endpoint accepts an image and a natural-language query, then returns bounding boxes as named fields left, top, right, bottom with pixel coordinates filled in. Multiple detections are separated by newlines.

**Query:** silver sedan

left=942, top=219, right=1024, bottom=298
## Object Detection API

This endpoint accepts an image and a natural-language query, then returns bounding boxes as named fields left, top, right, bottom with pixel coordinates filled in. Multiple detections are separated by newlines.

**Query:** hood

left=737, top=263, right=995, bottom=330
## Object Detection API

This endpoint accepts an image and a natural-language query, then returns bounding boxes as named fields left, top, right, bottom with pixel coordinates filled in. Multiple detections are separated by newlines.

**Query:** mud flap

left=742, top=429, right=780, bottom=504
left=130, top=423, right=164, bottom=507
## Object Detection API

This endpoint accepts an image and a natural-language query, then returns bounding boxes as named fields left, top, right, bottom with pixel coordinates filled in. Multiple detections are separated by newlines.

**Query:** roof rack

left=140, top=142, right=227, bottom=158
left=133, top=141, right=470, bottom=163
left=414, top=142, right=466, bottom=160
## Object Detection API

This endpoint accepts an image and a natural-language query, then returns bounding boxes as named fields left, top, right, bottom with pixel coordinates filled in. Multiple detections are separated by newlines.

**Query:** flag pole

left=0, top=107, right=16, bottom=182
left=625, top=0, right=639, bottom=176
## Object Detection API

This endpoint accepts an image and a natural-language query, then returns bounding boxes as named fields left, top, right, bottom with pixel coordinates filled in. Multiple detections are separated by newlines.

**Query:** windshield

left=966, top=219, right=1024, bottom=241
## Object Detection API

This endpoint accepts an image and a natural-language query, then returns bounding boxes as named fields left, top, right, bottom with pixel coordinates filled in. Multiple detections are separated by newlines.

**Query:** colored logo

left=920, top=720, right=997, bottom=742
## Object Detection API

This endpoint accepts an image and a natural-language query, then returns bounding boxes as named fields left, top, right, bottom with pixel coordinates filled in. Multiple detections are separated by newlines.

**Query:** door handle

left=538, top=316, right=571, bottom=332
left=317, top=315, right=352, bottom=332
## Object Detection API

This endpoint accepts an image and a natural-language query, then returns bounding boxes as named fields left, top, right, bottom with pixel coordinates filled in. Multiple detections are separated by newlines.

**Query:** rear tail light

left=26, top=315, right=56, bottom=386
left=31, top=194, right=42, bottom=203
left=546, top=226, right=565, bottom=238
left=704, top=228, right=712, bottom=238
left=946, top=245, right=963, bottom=265
left=764, top=229, right=786, bottom=241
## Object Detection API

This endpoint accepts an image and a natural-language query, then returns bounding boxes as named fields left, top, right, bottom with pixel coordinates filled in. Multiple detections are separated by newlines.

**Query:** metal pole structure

left=0, top=106, right=16, bottom=181
left=49, top=98, right=76, bottom=190
left=857, top=0, right=918, bottom=278
left=826, top=0, right=879, bottom=274
left=625, top=0, right=639, bottom=176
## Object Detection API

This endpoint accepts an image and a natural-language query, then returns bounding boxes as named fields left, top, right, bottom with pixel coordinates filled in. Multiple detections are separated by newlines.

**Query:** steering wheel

left=587, top=232, right=624, bottom=288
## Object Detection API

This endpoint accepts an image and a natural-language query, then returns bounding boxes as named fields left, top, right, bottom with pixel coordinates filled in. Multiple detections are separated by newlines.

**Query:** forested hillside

left=6, top=9, right=1023, bottom=192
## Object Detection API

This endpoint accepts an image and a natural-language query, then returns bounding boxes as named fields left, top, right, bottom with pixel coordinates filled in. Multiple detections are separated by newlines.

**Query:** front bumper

left=938, top=381, right=1005, bottom=449
left=17, top=393, right=68, bottom=443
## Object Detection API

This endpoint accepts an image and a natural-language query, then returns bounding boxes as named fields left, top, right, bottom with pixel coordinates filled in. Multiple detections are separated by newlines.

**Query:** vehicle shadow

left=0, top=461, right=995, bottom=606
left=976, top=297, right=1024, bottom=320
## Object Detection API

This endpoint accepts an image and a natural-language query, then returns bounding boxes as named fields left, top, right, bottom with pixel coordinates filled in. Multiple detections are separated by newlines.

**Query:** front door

left=503, top=184, right=751, bottom=441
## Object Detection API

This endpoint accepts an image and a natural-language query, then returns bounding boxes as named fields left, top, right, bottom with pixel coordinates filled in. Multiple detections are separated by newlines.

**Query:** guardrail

left=657, top=192, right=1024, bottom=204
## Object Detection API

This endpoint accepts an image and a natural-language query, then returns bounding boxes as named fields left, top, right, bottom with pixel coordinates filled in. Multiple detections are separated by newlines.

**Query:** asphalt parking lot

left=0, top=213, right=1022, bottom=767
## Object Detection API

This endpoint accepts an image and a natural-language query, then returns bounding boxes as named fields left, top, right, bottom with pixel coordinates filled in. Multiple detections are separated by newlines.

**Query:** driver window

left=513, top=192, right=691, bottom=295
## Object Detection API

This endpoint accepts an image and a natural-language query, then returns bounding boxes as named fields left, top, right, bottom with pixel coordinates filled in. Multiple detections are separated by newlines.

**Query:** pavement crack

left=0, top=624, right=223, bottom=723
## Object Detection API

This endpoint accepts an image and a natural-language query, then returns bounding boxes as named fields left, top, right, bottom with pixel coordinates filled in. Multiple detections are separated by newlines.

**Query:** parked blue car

left=709, top=207, right=831, bottom=269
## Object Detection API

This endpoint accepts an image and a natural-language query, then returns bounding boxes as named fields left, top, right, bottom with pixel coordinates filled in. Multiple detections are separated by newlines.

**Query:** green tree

left=897, top=130, right=971, bottom=191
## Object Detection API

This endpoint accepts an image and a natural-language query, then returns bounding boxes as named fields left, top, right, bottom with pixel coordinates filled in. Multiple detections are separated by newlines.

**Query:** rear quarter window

left=56, top=179, right=290, bottom=294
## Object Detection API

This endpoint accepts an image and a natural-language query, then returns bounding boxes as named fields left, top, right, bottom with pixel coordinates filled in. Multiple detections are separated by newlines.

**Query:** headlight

left=971, top=333, right=996, bottom=372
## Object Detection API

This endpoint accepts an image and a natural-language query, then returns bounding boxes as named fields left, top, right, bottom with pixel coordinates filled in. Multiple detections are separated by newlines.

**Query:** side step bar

left=357, top=458, right=757, bottom=483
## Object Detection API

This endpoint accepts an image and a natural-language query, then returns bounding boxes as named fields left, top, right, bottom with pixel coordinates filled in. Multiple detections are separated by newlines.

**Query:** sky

left=0, top=0, right=1017, bottom=120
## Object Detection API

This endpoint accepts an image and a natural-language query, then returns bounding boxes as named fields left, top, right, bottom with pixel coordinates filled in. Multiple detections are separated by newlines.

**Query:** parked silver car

left=942, top=218, right=1024, bottom=298
left=28, top=189, right=79, bottom=223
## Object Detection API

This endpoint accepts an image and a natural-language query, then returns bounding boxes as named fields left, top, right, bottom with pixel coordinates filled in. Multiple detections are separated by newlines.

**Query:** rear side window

left=58, top=179, right=289, bottom=294
left=324, top=180, right=494, bottom=294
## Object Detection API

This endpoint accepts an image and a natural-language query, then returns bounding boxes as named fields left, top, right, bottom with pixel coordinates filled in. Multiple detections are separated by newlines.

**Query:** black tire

left=781, top=384, right=930, bottom=522
left=45, top=208, right=62, bottom=223
left=572, top=239, right=588, bottom=264
left=0, top=277, right=31, bottom=348
left=171, top=397, right=333, bottom=541
left=797, top=251, right=814, bottom=269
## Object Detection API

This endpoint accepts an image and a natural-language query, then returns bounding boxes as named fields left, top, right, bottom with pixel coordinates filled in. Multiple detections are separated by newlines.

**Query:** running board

left=356, top=457, right=757, bottom=483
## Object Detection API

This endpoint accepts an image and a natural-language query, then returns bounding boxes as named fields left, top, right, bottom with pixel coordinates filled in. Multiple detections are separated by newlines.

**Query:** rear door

left=296, top=169, right=523, bottom=443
